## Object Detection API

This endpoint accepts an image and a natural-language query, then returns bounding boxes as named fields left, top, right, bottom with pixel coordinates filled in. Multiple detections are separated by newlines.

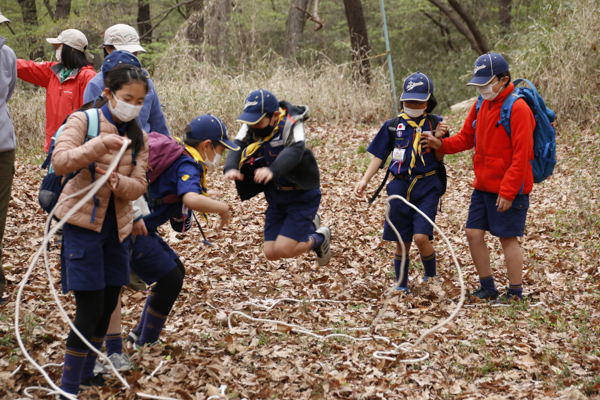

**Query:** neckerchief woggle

left=239, top=108, right=287, bottom=169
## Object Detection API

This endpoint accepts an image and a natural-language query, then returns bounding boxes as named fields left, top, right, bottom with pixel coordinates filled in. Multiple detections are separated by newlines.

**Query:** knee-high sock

left=134, top=291, right=154, bottom=336
left=394, top=255, right=410, bottom=288
left=139, top=306, right=167, bottom=345
left=80, top=336, right=104, bottom=381
left=421, top=251, right=437, bottom=278
left=105, top=333, right=122, bottom=356
left=61, top=347, right=87, bottom=395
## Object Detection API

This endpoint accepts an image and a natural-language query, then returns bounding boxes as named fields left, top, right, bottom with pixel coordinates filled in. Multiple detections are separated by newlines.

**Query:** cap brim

left=400, top=93, right=431, bottom=102
left=113, top=44, right=146, bottom=53
left=46, top=38, right=62, bottom=45
left=236, top=112, right=266, bottom=125
left=0, top=16, right=10, bottom=24
left=467, top=75, right=495, bottom=86
left=220, top=138, right=240, bottom=151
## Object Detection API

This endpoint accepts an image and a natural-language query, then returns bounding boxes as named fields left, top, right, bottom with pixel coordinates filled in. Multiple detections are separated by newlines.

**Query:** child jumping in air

left=223, top=89, right=331, bottom=266
left=355, top=72, right=448, bottom=293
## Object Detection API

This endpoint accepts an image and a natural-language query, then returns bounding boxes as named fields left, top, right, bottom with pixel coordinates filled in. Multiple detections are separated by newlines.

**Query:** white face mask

left=108, top=92, right=142, bottom=122
left=205, top=146, right=221, bottom=172
left=56, top=48, right=62, bottom=63
left=404, top=106, right=425, bottom=118
left=476, top=83, right=499, bottom=101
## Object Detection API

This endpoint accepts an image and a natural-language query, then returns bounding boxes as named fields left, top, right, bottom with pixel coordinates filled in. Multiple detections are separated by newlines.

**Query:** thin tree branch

left=136, top=0, right=195, bottom=26
left=139, top=5, right=181, bottom=40
left=42, top=0, right=56, bottom=21
left=426, top=0, right=482, bottom=54
left=294, top=6, right=323, bottom=31
left=446, top=0, right=489, bottom=54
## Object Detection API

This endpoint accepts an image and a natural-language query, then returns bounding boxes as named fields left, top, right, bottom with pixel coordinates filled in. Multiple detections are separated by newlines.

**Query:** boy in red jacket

left=423, top=53, right=534, bottom=302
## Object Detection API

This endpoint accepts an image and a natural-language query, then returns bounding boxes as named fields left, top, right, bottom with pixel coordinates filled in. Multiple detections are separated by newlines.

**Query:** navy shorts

left=61, top=208, right=130, bottom=294
left=466, top=189, right=529, bottom=237
left=130, top=232, right=178, bottom=285
left=263, top=185, right=321, bottom=242
left=382, top=172, right=442, bottom=242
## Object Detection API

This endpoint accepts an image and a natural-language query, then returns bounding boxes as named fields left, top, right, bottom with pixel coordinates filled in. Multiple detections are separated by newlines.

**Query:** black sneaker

left=471, top=286, right=499, bottom=301
left=0, top=298, right=7, bottom=306
left=125, top=330, right=140, bottom=345
left=314, top=227, right=331, bottom=266
left=491, top=288, right=523, bottom=305
left=79, top=374, right=106, bottom=389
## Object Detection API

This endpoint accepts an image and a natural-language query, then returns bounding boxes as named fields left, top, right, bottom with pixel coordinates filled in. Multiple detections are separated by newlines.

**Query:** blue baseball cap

left=400, top=72, right=434, bottom=102
left=187, top=114, right=239, bottom=150
left=237, top=89, right=280, bottom=125
left=468, top=53, right=509, bottom=86
left=101, top=50, right=142, bottom=74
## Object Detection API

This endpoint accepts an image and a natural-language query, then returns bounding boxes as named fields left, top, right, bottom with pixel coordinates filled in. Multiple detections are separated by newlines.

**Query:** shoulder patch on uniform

left=181, top=174, right=190, bottom=182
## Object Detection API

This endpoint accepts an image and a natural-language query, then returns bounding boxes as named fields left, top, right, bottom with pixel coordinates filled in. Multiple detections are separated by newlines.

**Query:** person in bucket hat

left=224, top=89, right=332, bottom=267
left=423, top=53, right=535, bottom=304
left=17, top=28, right=96, bottom=152
left=84, top=24, right=169, bottom=136
left=355, top=71, right=449, bottom=294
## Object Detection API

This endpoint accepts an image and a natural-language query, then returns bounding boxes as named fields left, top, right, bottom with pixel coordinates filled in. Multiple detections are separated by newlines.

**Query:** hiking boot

left=93, top=359, right=107, bottom=376
left=471, top=286, right=499, bottom=301
left=125, top=330, right=140, bottom=345
left=312, top=214, right=321, bottom=231
left=314, top=226, right=331, bottom=266
left=106, top=352, right=132, bottom=372
left=79, top=374, right=107, bottom=389
left=491, top=288, right=523, bottom=305
left=396, top=286, right=409, bottom=294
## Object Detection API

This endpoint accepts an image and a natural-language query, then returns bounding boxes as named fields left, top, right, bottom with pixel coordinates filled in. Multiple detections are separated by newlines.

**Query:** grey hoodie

left=0, top=34, right=17, bottom=153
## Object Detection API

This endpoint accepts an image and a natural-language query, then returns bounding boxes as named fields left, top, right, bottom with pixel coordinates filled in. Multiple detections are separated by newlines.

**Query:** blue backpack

left=475, top=78, right=557, bottom=183
left=39, top=109, right=101, bottom=220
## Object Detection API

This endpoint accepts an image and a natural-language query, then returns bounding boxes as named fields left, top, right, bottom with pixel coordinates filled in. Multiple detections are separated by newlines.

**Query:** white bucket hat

left=100, top=24, right=146, bottom=53
left=46, top=29, right=88, bottom=53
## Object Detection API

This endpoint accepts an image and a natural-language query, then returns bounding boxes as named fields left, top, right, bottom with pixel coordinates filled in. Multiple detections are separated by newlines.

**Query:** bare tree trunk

left=206, top=0, right=231, bottom=64
left=186, top=0, right=205, bottom=46
left=138, top=0, right=152, bottom=43
left=17, top=0, right=44, bottom=60
left=423, top=11, right=459, bottom=53
left=54, top=0, right=71, bottom=19
left=342, top=0, right=371, bottom=84
left=285, top=0, right=311, bottom=58
left=446, top=0, right=489, bottom=54
left=426, top=0, right=488, bottom=55
left=499, top=0, right=512, bottom=33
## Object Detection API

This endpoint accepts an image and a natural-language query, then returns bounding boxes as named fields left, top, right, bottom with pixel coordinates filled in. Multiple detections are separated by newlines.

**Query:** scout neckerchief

left=239, top=107, right=287, bottom=169
left=398, top=112, right=428, bottom=175
left=174, top=137, right=209, bottom=222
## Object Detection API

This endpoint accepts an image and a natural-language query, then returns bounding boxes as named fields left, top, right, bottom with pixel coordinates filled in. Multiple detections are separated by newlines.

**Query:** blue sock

left=139, top=306, right=167, bottom=346
left=421, top=251, right=437, bottom=278
left=61, top=347, right=88, bottom=395
left=105, top=333, right=122, bottom=356
left=81, top=336, right=104, bottom=380
left=135, top=292, right=153, bottom=336
left=480, top=274, right=497, bottom=293
left=309, top=232, right=324, bottom=250
left=394, top=255, right=410, bottom=288
left=508, top=283, right=523, bottom=298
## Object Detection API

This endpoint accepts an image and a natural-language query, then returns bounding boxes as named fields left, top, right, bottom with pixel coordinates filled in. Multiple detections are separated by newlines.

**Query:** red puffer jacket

left=439, top=83, right=535, bottom=201
left=17, top=60, right=96, bottom=152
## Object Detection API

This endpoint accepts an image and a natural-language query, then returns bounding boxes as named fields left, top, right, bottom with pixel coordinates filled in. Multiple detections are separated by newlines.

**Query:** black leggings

left=66, top=285, right=122, bottom=350
left=148, top=258, right=185, bottom=316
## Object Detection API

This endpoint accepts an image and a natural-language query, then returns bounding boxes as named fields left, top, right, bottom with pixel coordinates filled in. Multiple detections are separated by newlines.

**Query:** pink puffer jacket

left=51, top=109, right=149, bottom=242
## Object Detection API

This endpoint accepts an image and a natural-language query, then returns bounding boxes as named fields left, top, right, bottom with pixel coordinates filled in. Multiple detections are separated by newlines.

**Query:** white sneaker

left=93, top=359, right=107, bottom=376
left=105, top=352, right=132, bottom=372
left=314, top=226, right=331, bottom=266
left=312, top=214, right=321, bottom=231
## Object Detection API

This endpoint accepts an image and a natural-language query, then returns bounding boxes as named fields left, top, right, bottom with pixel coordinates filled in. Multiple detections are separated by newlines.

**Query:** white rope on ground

left=15, top=141, right=132, bottom=400
left=228, top=193, right=465, bottom=364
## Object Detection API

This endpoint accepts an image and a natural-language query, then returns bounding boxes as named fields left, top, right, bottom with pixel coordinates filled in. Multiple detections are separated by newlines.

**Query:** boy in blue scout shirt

left=223, top=89, right=331, bottom=266
left=355, top=72, right=448, bottom=293
left=126, top=115, right=235, bottom=348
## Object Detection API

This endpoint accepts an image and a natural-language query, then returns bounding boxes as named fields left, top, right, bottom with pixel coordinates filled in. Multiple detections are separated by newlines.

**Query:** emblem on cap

left=474, top=64, right=486, bottom=74
left=406, top=81, right=424, bottom=91
left=244, top=101, right=258, bottom=109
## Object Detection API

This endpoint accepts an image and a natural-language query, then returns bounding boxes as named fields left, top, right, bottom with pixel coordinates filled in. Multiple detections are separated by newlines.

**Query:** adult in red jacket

left=17, top=29, right=96, bottom=152
left=424, top=53, right=534, bottom=303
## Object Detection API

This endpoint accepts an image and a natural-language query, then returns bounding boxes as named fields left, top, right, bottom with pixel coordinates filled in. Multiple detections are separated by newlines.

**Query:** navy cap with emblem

left=236, top=89, right=279, bottom=125
left=468, top=53, right=509, bottom=86
left=101, top=50, right=143, bottom=75
left=400, top=71, right=434, bottom=102
left=187, top=114, right=240, bottom=150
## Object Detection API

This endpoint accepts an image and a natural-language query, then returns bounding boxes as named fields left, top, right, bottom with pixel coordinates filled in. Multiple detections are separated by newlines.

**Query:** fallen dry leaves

left=0, top=113, right=599, bottom=400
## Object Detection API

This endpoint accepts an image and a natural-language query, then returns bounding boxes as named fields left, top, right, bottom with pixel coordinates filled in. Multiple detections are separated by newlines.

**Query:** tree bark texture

left=17, top=0, right=44, bottom=60
left=342, top=0, right=371, bottom=84
left=499, top=0, right=512, bottom=32
left=186, top=1, right=205, bottom=46
left=205, top=0, right=231, bottom=64
left=138, top=0, right=152, bottom=43
left=54, top=0, right=71, bottom=20
left=446, top=0, right=489, bottom=54
left=285, top=0, right=311, bottom=58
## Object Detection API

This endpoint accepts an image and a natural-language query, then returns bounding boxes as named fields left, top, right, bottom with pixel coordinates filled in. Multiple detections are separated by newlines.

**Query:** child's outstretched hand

left=435, top=120, right=448, bottom=138
left=223, top=170, right=244, bottom=181
left=355, top=179, right=368, bottom=197
left=217, top=207, right=232, bottom=231
left=254, top=167, right=273, bottom=184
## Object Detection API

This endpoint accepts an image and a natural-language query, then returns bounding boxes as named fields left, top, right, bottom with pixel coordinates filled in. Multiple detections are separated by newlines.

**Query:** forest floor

left=1, top=113, right=599, bottom=399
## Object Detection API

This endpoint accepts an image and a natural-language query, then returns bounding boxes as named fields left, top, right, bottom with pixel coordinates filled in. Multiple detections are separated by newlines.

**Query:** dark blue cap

left=468, top=53, right=509, bottom=86
left=237, top=89, right=279, bottom=125
left=101, top=50, right=142, bottom=74
left=400, top=72, right=434, bottom=102
left=187, top=114, right=239, bottom=150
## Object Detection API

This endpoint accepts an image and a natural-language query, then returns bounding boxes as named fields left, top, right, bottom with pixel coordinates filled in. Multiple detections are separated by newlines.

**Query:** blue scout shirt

left=143, top=155, right=205, bottom=231
left=367, top=115, right=440, bottom=176
left=84, top=71, right=170, bottom=136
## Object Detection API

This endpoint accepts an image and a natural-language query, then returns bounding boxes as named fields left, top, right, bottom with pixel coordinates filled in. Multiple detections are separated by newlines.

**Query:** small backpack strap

left=84, top=108, right=100, bottom=140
